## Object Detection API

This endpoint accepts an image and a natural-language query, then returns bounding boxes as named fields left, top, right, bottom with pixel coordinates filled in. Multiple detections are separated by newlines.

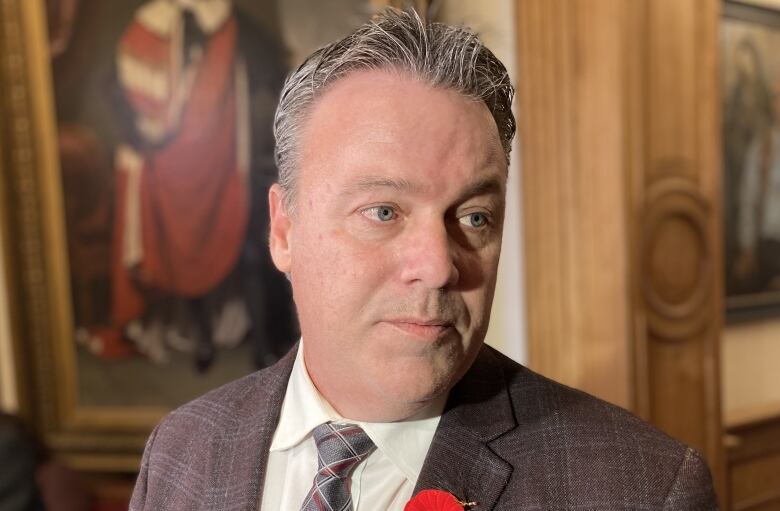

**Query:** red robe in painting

left=112, top=15, right=248, bottom=330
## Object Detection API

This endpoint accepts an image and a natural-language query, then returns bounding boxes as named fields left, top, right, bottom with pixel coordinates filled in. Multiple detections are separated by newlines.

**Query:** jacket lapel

left=208, top=344, right=298, bottom=511
left=414, top=346, right=516, bottom=510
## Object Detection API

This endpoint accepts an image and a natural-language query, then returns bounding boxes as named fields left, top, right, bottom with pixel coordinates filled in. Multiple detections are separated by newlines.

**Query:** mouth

left=382, top=318, right=454, bottom=340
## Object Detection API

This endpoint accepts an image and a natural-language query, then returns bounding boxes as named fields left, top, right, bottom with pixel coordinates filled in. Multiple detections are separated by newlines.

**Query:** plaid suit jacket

left=130, top=344, right=719, bottom=510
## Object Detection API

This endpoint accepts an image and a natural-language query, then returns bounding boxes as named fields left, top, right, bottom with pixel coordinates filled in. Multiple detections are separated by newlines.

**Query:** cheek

left=456, top=241, right=500, bottom=293
left=461, top=251, right=500, bottom=327
left=291, top=224, right=395, bottom=312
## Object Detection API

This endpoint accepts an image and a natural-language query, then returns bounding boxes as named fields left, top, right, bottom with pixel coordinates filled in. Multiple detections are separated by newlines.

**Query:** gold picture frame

left=0, top=0, right=429, bottom=474
left=0, top=0, right=146, bottom=472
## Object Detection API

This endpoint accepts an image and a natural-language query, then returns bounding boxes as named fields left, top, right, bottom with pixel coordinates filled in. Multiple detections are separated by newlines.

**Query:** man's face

left=269, top=70, right=507, bottom=421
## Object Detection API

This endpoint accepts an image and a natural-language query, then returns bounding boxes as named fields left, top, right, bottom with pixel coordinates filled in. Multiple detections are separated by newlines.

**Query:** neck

left=300, top=355, right=447, bottom=423
left=310, top=372, right=443, bottom=423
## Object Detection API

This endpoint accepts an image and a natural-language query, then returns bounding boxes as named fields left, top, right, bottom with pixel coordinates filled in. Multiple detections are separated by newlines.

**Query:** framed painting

left=722, top=1, right=780, bottom=319
left=0, top=0, right=427, bottom=473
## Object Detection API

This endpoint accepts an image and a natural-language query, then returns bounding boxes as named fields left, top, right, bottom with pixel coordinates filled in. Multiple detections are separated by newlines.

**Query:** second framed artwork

left=722, top=1, right=780, bottom=319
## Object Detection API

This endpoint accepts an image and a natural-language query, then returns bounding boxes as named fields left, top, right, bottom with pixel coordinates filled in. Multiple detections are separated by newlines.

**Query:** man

left=130, top=9, right=718, bottom=510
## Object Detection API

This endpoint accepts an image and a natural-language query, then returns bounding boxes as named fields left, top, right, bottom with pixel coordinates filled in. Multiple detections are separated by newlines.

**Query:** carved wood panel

left=633, top=0, right=725, bottom=497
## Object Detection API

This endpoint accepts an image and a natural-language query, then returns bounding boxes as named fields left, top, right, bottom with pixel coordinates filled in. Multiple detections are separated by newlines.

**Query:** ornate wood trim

left=631, top=0, right=726, bottom=498
left=641, top=177, right=713, bottom=340
left=0, top=0, right=62, bottom=428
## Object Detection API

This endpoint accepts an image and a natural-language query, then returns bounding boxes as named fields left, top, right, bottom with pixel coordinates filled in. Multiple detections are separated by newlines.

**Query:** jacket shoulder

left=484, top=347, right=718, bottom=509
left=155, top=368, right=272, bottom=440
left=491, top=346, right=685, bottom=451
left=130, top=353, right=294, bottom=511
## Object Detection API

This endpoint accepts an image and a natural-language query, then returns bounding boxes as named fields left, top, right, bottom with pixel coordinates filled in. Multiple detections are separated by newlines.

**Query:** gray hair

left=273, top=8, right=516, bottom=211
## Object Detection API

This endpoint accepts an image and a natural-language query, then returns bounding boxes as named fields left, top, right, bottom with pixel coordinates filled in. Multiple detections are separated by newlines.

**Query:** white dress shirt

left=260, top=342, right=446, bottom=510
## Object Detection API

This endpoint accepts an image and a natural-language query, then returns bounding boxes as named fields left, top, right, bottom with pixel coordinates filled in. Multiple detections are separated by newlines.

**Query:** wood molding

left=516, top=0, right=632, bottom=410
left=633, top=0, right=725, bottom=498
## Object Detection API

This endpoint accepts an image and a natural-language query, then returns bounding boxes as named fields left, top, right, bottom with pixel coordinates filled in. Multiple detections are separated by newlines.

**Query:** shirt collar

left=269, top=340, right=447, bottom=482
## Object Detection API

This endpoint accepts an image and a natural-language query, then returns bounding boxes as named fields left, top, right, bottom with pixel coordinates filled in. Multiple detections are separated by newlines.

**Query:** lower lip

left=384, top=321, right=451, bottom=340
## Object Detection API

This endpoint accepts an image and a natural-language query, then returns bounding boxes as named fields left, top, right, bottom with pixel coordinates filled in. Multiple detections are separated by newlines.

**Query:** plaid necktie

left=300, top=422, right=377, bottom=511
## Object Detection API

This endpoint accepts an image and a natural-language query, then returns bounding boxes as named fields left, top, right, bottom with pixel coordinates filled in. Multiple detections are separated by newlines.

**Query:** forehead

left=297, top=69, right=506, bottom=193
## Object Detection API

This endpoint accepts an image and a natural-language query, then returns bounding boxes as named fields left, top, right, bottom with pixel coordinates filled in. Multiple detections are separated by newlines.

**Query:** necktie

left=300, top=422, right=376, bottom=511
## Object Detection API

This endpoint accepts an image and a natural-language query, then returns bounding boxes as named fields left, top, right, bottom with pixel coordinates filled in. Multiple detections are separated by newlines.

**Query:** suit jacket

left=129, top=344, right=719, bottom=510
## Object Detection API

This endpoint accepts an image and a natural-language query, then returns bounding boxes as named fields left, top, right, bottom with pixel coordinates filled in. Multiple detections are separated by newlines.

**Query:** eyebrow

left=456, top=176, right=505, bottom=203
left=338, top=176, right=424, bottom=198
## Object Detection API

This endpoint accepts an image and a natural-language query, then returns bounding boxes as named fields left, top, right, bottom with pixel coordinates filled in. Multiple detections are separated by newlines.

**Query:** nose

left=399, top=219, right=459, bottom=289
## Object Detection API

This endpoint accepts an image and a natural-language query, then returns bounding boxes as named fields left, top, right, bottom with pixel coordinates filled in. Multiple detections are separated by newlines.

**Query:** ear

left=268, top=183, right=292, bottom=273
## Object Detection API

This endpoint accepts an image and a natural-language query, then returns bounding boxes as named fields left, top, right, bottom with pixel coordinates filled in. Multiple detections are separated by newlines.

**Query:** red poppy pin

left=404, top=489, right=477, bottom=510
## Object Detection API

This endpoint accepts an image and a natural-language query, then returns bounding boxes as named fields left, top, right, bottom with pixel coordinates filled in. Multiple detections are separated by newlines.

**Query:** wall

left=722, top=320, right=780, bottom=426
left=741, top=0, right=780, bottom=8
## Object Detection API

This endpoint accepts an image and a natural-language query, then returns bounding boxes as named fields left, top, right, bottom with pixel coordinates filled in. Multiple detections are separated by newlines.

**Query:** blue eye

left=364, top=205, right=397, bottom=222
left=459, top=212, right=489, bottom=228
